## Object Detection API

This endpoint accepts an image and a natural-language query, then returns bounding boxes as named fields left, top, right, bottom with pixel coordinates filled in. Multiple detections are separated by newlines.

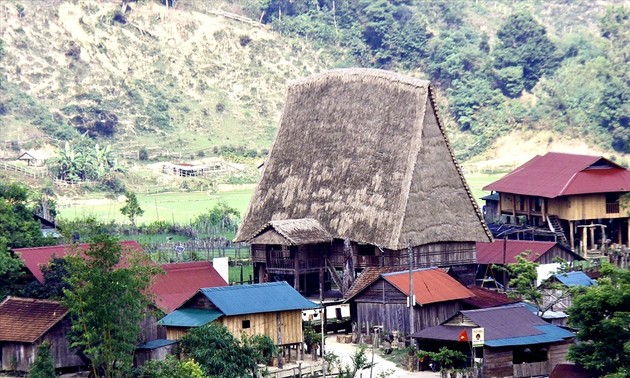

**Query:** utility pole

left=408, top=241, right=414, bottom=335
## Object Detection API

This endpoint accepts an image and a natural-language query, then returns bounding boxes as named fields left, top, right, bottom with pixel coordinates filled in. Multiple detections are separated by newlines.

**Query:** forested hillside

left=250, top=0, right=630, bottom=160
left=0, top=0, right=629, bottom=187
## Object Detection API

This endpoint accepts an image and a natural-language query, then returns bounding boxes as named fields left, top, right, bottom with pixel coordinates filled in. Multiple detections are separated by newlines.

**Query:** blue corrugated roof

left=158, top=308, right=223, bottom=327
left=485, top=325, right=575, bottom=347
left=136, top=339, right=178, bottom=350
left=200, top=281, right=319, bottom=316
left=553, top=271, right=596, bottom=287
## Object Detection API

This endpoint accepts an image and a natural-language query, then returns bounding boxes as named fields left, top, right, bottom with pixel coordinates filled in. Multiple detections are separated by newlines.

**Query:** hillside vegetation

left=0, top=0, right=629, bottom=195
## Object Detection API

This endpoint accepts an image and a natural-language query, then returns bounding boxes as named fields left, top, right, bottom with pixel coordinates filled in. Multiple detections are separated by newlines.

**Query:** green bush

left=29, top=341, right=55, bottom=378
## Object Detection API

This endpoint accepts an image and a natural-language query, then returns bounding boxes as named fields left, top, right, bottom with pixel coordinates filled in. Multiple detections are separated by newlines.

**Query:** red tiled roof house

left=484, top=152, right=630, bottom=255
left=0, top=297, right=83, bottom=372
left=12, top=243, right=228, bottom=345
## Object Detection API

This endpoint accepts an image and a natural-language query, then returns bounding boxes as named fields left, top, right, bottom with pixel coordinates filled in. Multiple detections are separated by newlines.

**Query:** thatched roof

left=235, top=68, right=491, bottom=249
left=249, top=218, right=332, bottom=246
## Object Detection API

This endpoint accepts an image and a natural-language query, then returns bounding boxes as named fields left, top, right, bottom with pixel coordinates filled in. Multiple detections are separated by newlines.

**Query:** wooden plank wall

left=548, top=341, right=572, bottom=371
left=356, top=301, right=463, bottom=335
left=483, top=348, right=513, bottom=378
left=221, top=310, right=303, bottom=346
left=0, top=320, right=83, bottom=371
left=513, top=361, right=549, bottom=377
left=44, top=320, right=84, bottom=370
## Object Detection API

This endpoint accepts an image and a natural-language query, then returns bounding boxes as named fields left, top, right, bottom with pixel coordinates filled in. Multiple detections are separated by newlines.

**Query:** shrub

left=239, top=34, right=252, bottom=47
left=138, top=148, right=149, bottom=161
left=29, top=341, right=55, bottom=378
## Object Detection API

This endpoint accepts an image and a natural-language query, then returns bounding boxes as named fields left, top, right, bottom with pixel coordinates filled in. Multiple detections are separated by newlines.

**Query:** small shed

left=134, top=339, right=178, bottom=367
left=540, top=271, right=596, bottom=313
left=412, top=304, right=575, bottom=378
left=475, top=240, right=584, bottom=288
left=344, top=267, right=474, bottom=336
left=17, top=151, right=45, bottom=166
left=0, top=297, right=83, bottom=372
left=159, top=281, right=318, bottom=363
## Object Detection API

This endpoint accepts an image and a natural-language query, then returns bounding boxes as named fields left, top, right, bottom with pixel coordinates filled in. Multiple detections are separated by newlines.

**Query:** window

left=242, top=320, right=251, bottom=329
left=357, top=244, right=375, bottom=256
left=513, top=345, right=548, bottom=363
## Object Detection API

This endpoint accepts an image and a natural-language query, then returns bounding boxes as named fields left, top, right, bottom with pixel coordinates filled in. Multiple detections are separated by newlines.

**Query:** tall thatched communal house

left=234, top=69, right=492, bottom=299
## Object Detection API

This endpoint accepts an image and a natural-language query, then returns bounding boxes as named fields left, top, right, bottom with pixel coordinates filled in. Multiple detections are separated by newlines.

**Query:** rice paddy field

left=57, top=173, right=505, bottom=225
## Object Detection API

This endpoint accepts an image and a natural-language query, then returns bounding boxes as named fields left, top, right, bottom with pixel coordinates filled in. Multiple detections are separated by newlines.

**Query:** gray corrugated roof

left=200, top=281, right=319, bottom=316
left=158, top=308, right=223, bottom=327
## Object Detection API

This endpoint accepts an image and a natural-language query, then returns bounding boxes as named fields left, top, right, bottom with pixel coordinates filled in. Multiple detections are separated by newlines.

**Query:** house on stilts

left=234, top=68, right=492, bottom=300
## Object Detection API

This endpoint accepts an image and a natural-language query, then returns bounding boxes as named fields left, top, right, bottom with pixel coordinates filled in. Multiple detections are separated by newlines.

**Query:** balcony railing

left=606, top=202, right=620, bottom=214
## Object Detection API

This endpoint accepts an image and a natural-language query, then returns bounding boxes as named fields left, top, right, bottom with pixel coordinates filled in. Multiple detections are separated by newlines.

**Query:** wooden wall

left=165, top=311, right=304, bottom=346
left=134, top=343, right=177, bottom=368
left=483, top=347, right=513, bottom=378
left=0, top=320, right=82, bottom=372
left=534, top=246, right=580, bottom=265
left=165, top=327, right=190, bottom=341
left=353, top=279, right=463, bottom=335
left=548, top=341, right=572, bottom=371
left=222, top=310, right=303, bottom=346
left=500, top=193, right=627, bottom=222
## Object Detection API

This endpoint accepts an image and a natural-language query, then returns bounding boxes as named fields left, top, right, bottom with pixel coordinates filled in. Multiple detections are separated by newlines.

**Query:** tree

left=29, top=341, right=56, bottom=378
left=0, top=183, right=49, bottom=249
left=136, top=355, right=204, bottom=378
left=120, top=191, right=144, bottom=227
left=0, top=244, right=24, bottom=301
left=21, top=257, right=70, bottom=300
left=179, top=322, right=263, bottom=378
left=500, top=252, right=573, bottom=317
left=193, top=200, right=240, bottom=236
left=63, top=234, right=161, bottom=378
left=493, top=12, right=560, bottom=95
left=568, top=264, right=630, bottom=377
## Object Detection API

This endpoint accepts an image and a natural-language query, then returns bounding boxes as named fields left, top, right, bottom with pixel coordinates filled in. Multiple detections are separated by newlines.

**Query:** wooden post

left=277, top=313, right=284, bottom=368
left=408, top=241, right=414, bottom=336
left=294, top=248, right=300, bottom=292
left=582, top=227, right=588, bottom=257
left=569, top=221, right=574, bottom=251
left=589, top=223, right=595, bottom=250
left=627, top=220, right=629, bottom=249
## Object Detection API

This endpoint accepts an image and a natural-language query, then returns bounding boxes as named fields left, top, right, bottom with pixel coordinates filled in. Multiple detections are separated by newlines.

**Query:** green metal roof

left=158, top=308, right=223, bottom=327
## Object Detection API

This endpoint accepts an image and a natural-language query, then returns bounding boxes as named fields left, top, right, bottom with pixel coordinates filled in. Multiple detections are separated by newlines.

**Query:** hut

left=474, top=240, right=584, bottom=289
left=234, top=68, right=492, bottom=300
left=539, top=271, right=596, bottom=313
left=412, top=304, right=575, bottom=378
left=0, top=297, right=83, bottom=372
left=483, top=152, right=630, bottom=256
left=159, top=281, right=318, bottom=363
left=344, top=267, right=474, bottom=335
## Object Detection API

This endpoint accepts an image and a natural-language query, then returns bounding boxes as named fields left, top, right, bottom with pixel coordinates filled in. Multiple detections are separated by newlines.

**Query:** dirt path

left=323, top=335, right=439, bottom=378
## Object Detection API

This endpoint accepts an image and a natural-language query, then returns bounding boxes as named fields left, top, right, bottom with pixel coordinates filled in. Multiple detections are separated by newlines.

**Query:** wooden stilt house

left=483, top=152, right=630, bottom=259
left=234, top=69, right=492, bottom=300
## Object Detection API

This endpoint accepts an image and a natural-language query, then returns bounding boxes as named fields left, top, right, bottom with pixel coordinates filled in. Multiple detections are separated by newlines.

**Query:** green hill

left=0, top=0, right=628, bottom=195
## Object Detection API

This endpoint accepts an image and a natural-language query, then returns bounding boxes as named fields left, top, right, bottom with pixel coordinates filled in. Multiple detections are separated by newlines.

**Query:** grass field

left=57, top=173, right=505, bottom=225
left=57, top=189, right=254, bottom=225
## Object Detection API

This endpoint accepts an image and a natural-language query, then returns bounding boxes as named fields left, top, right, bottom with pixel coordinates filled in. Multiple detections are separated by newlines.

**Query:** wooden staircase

left=547, top=215, right=569, bottom=246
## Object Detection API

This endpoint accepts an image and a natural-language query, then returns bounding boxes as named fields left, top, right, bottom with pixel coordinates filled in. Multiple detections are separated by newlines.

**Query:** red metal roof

left=475, top=240, right=561, bottom=264
left=383, top=268, right=474, bottom=305
left=0, top=297, right=68, bottom=343
left=150, top=261, right=227, bottom=313
left=13, top=241, right=143, bottom=283
left=483, top=152, right=630, bottom=198
left=463, top=286, right=521, bottom=309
